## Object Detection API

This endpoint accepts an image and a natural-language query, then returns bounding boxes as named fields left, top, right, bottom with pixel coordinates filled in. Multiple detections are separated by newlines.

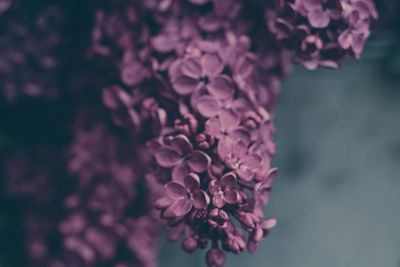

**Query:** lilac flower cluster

left=267, top=0, right=378, bottom=69
left=94, top=1, right=285, bottom=265
left=2, top=115, right=161, bottom=267
left=0, top=4, right=66, bottom=103
left=150, top=44, right=279, bottom=264
left=60, top=118, right=160, bottom=267
left=0, top=0, right=380, bottom=266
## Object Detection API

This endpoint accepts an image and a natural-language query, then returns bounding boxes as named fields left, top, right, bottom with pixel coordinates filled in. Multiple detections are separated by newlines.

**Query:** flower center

left=200, top=75, right=210, bottom=84
left=187, top=192, right=194, bottom=199
left=218, top=189, right=224, bottom=196
left=235, top=160, right=242, bottom=169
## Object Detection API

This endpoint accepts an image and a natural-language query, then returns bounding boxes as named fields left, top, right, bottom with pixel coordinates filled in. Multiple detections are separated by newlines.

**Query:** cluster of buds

left=267, top=0, right=378, bottom=69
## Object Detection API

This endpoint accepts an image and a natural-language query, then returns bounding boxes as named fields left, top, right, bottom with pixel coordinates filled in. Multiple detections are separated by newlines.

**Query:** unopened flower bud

left=182, top=237, right=197, bottom=253
left=241, top=111, right=262, bottom=130
left=174, top=114, right=198, bottom=136
left=206, top=248, right=226, bottom=267
left=196, top=131, right=215, bottom=149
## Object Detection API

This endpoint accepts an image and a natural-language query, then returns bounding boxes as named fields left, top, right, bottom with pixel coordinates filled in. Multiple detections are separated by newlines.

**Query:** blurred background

left=1, top=2, right=400, bottom=267
left=157, top=25, right=400, bottom=267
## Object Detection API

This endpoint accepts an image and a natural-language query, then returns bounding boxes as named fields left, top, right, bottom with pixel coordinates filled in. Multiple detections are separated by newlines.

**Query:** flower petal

left=350, top=33, right=365, bottom=56
left=233, top=140, right=247, bottom=158
left=247, top=240, right=258, bottom=254
left=205, top=117, right=222, bottom=138
left=233, top=56, right=254, bottom=79
left=172, top=162, right=191, bottom=184
left=155, top=197, right=174, bottom=209
left=230, top=98, right=251, bottom=114
left=166, top=182, right=187, bottom=199
left=184, top=173, right=201, bottom=191
left=121, top=62, right=145, bottom=86
left=263, top=167, right=277, bottom=185
left=208, top=179, right=220, bottom=195
left=151, top=34, right=178, bottom=53
left=230, top=128, right=251, bottom=144
left=170, top=134, right=193, bottom=156
left=207, top=75, right=234, bottom=100
left=188, top=151, right=211, bottom=173
left=302, top=0, right=322, bottom=11
left=254, top=184, right=271, bottom=205
left=242, top=154, right=262, bottom=169
left=169, top=59, right=183, bottom=81
left=201, top=52, right=224, bottom=78
left=212, top=194, right=225, bottom=208
left=198, top=13, right=222, bottom=32
left=338, top=29, right=352, bottom=50
left=223, top=190, right=239, bottom=204
left=192, top=190, right=210, bottom=209
left=220, top=172, right=237, bottom=189
left=173, top=76, right=199, bottom=95
left=252, top=227, right=264, bottom=242
left=197, top=95, right=221, bottom=118
left=260, top=218, right=277, bottom=229
left=308, top=9, right=330, bottom=28
left=180, top=58, right=202, bottom=79
left=217, top=138, right=234, bottom=159
left=237, top=167, right=254, bottom=182
left=219, top=109, right=240, bottom=133
left=171, top=198, right=192, bottom=216
left=155, top=147, right=182, bottom=168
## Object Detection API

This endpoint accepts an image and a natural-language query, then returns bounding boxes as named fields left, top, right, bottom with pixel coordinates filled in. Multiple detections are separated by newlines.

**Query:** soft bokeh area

left=158, top=33, right=400, bottom=267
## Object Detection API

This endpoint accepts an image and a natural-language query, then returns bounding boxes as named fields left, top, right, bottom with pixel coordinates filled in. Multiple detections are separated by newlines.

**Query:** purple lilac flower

left=205, top=109, right=251, bottom=158
left=223, top=140, right=263, bottom=182
left=267, top=0, right=378, bottom=69
left=169, top=52, right=234, bottom=102
left=208, top=172, right=239, bottom=208
left=155, top=134, right=211, bottom=183
left=164, top=173, right=210, bottom=216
